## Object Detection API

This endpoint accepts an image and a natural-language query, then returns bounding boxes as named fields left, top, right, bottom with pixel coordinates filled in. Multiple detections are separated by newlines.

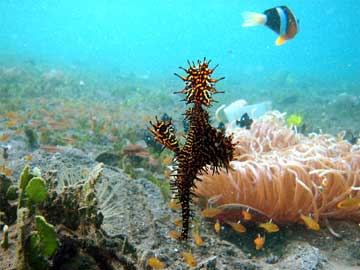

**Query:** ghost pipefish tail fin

left=241, top=12, right=267, bottom=27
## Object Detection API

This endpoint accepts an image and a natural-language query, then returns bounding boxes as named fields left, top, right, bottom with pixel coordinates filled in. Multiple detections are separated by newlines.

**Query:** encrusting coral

left=195, top=112, right=360, bottom=229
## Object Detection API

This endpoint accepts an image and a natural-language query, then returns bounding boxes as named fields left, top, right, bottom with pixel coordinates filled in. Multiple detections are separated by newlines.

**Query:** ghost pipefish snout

left=242, top=5, right=299, bottom=46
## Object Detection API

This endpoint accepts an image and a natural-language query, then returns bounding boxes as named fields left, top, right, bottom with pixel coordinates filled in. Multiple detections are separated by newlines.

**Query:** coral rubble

left=149, top=59, right=234, bottom=239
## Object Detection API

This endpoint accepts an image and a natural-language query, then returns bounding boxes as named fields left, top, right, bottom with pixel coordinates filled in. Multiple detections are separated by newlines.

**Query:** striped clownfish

left=242, top=6, right=299, bottom=46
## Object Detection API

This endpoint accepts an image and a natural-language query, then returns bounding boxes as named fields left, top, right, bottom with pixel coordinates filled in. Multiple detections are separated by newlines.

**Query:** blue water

left=1, top=0, right=359, bottom=83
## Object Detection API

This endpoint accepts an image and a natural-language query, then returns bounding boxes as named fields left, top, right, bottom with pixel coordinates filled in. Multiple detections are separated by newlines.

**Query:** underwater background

left=1, top=0, right=359, bottom=82
left=1, top=1, right=360, bottom=270
left=1, top=0, right=359, bottom=134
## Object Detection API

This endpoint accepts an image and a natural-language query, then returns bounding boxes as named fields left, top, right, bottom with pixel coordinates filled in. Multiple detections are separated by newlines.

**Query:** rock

left=195, top=255, right=217, bottom=270
left=265, top=254, right=279, bottom=264
left=277, top=242, right=327, bottom=270
left=230, top=260, right=259, bottom=270
left=95, top=152, right=121, bottom=166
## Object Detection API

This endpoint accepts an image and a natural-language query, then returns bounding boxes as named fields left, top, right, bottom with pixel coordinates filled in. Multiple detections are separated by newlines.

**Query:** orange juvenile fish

left=162, top=156, right=173, bottom=165
left=6, top=119, right=18, bottom=128
left=24, top=154, right=33, bottom=162
left=41, top=145, right=62, bottom=153
left=337, top=197, right=360, bottom=209
left=0, top=134, right=11, bottom=142
left=168, top=199, right=181, bottom=210
left=0, top=166, right=13, bottom=176
left=258, top=220, right=279, bottom=233
left=181, top=252, right=197, bottom=267
left=3, top=111, right=18, bottom=119
left=192, top=231, right=204, bottom=246
left=214, top=219, right=221, bottom=233
left=173, top=218, right=182, bottom=227
left=300, top=214, right=320, bottom=231
left=168, top=230, right=181, bottom=240
left=63, top=137, right=76, bottom=144
left=254, top=234, right=265, bottom=250
left=201, top=207, right=223, bottom=218
left=227, top=221, right=247, bottom=233
left=164, top=170, right=172, bottom=178
left=242, top=209, right=252, bottom=221
left=147, top=257, right=166, bottom=269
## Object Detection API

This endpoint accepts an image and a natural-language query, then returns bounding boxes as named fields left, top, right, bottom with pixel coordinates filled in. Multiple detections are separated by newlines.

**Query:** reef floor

left=0, top=138, right=359, bottom=270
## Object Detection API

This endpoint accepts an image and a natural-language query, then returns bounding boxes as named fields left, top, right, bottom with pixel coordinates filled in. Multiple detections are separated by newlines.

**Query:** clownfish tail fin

left=241, top=12, right=267, bottom=27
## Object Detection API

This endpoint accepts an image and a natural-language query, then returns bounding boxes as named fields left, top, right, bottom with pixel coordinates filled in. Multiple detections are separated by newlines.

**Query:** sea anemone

left=195, top=111, right=360, bottom=227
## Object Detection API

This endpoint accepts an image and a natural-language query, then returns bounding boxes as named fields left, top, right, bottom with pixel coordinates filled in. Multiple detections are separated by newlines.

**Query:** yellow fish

left=168, top=230, right=181, bottom=240
left=242, top=209, right=252, bottom=221
left=147, top=257, right=166, bottom=269
left=337, top=197, right=360, bottom=209
left=24, top=154, right=33, bottom=162
left=192, top=231, right=204, bottom=246
left=173, top=218, right=182, bottom=227
left=162, top=156, right=173, bottom=165
left=258, top=220, right=279, bottom=233
left=6, top=119, right=18, bottom=128
left=201, top=207, right=223, bottom=218
left=0, top=134, right=11, bottom=142
left=254, top=234, right=265, bottom=250
left=227, top=221, right=247, bottom=233
left=214, top=219, right=221, bottom=233
left=0, top=166, right=13, bottom=176
left=168, top=198, right=181, bottom=210
left=181, top=252, right=197, bottom=267
left=300, top=214, right=320, bottom=231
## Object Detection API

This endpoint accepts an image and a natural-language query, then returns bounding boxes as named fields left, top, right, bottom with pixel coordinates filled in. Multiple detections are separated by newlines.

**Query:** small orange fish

left=38, top=127, right=50, bottom=133
left=258, top=220, right=279, bottom=233
left=214, top=219, right=221, bottom=233
left=254, top=234, right=265, bottom=250
left=242, top=209, right=252, bottom=221
left=29, top=120, right=43, bottom=128
left=173, top=218, right=182, bottom=227
left=0, top=166, right=13, bottom=176
left=63, top=136, right=76, bottom=144
left=6, top=119, right=18, bottom=128
left=201, top=207, right=223, bottom=218
left=147, top=257, right=166, bottom=269
left=0, top=134, right=11, bottom=142
left=337, top=197, right=360, bottom=209
left=300, top=214, right=320, bottom=231
left=24, top=154, right=33, bottom=162
left=192, top=231, right=204, bottom=246
left=164, top=170, right=172, bottom=178
left=168, top=230, right=181, bottom=240
left=162, top=156, right=173, bottom=165
left=168, top=199, right=181, bottom=210
left=181, top=252, right=197, bottom=267
left=41, top=145, right=62, bottom=153
left=3, top=111, right=18, bottom=119
left=227, top=221, right=247, bottom=233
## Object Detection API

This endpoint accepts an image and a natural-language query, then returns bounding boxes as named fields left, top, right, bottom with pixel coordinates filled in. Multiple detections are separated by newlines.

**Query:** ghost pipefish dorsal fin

left=241, top=11, right=267, bottom=27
